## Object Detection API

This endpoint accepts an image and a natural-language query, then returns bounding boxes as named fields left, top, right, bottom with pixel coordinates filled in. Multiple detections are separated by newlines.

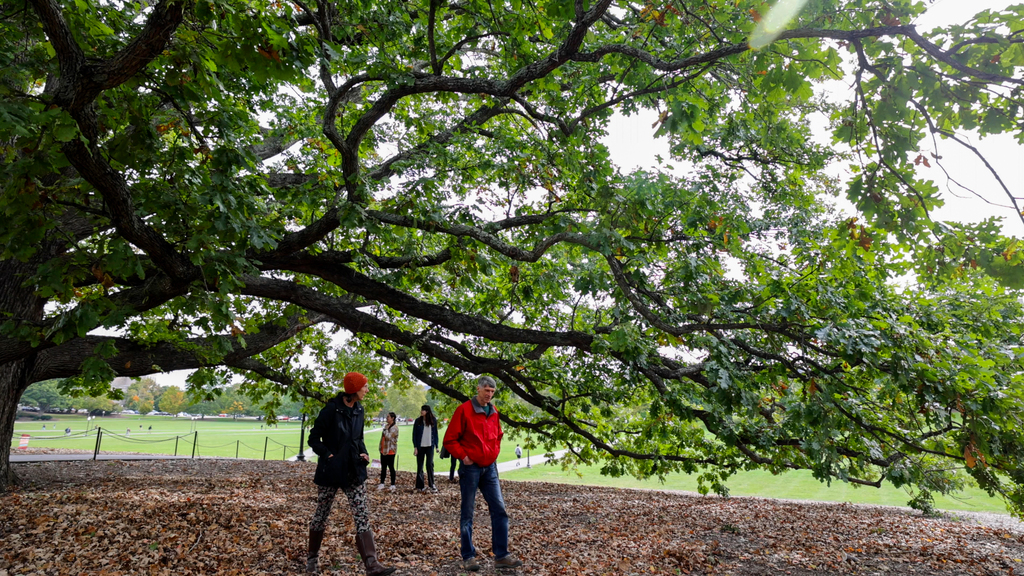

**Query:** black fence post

left=282, top=446, right=286, bottom=461
left=174, top=435, right=179, bottom=457
left=296, top=414, right=306, bottom=461
left=236, top=440, right=240, bottom=459
left=263, top=437, right=268, bottom=460
left=92, top=427, right=102, bottom=460
left=191, top=431, right=198, bottom=459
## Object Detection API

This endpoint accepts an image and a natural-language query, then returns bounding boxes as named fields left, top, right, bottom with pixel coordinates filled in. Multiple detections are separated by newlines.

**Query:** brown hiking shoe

left=495, top=555, right=524, bottom=569
left=463, top=557, right=481, bottom=572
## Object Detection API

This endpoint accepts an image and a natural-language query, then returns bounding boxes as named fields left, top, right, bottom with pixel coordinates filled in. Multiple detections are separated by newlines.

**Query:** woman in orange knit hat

left=305, top=372, right=395, bottom=576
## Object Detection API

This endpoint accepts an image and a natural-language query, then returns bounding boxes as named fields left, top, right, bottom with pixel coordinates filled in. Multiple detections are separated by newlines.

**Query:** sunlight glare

left=748, top=0, right=812, bottom=49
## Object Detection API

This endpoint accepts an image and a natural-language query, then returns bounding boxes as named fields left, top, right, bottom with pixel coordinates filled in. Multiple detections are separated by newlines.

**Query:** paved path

left=287, top=427, right=382, bottom=462
left=10, top=433, right=566, bottom=470
left=497, top=449, right=566, bottom=473
left=286, top=446, right=568, bottom=472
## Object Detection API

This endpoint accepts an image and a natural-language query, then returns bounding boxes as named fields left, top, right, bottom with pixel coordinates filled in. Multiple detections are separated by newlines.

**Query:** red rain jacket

left=443, top=399, right=503, bottom=467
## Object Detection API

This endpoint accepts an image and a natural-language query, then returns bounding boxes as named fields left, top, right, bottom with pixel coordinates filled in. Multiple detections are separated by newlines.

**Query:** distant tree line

left=19, top=380, right=118, bottom=414
left=18, top=375, right=455, bottom=423
left=19, top=378, right=305, bottom=418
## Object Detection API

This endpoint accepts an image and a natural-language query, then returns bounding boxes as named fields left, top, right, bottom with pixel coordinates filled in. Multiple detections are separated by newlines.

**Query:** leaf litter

left=1, top=459, right=1022, bottom=575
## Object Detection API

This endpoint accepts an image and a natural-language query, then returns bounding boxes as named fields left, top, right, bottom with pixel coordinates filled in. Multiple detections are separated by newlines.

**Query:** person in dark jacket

left=305, top=372, right=395, bottom=576
left=412, top=405, right=439, bottom=492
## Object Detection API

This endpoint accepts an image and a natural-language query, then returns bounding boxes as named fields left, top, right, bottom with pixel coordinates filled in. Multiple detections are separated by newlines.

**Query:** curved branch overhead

left=29, top=313, right=330, bottom=382
left=3, top=0, right=1024, bottom=506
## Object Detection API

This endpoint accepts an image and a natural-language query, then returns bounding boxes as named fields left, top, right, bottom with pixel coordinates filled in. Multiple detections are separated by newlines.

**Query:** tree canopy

left=384, top=384, right=429, bottom=420
left=3, top=0, right=1024, bottom=513
left=19, top=380, right=73, bottom=413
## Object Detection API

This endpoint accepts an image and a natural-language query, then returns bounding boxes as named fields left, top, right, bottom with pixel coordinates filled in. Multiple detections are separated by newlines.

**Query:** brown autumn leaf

left=3, top=458, right=1023, bottom=575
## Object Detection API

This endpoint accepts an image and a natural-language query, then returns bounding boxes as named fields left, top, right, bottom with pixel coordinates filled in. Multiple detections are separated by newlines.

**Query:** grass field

left=499, top=458, right=1010, bottom=514
left=13, top=415, right=1011, bottom=515
left=12, top=414, right=307, bottom=459
left=11, top=414, right=532, bottom=466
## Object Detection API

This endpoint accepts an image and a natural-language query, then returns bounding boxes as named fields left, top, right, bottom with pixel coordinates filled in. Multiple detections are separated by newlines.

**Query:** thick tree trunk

left=0, top=258, right=45, bottom=493
left=0, top=360, right=33, bottom=491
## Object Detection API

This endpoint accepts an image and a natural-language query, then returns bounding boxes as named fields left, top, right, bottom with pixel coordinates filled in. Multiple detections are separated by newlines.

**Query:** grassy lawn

left=17, top=415, right=1008, bottom=515
left=12, top=414, right=308, bottom=459
left=12, top=414, right=532, bottom=464
left=500, top=458, right=1010, bottom=514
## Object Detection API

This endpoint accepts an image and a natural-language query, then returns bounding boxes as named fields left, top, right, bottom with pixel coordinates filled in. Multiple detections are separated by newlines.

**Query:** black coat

left=412, top=417, right=439, bottom=450
left=308, top=395, right=369, bottom=488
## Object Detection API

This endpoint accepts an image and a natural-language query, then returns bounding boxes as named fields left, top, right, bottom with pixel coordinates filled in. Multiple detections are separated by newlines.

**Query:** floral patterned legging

left=309, top=483, right=370, bottom=534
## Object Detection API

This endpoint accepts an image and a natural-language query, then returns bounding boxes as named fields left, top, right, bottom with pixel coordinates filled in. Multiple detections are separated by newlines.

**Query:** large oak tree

left=3, top=0, right=1024, bottom=514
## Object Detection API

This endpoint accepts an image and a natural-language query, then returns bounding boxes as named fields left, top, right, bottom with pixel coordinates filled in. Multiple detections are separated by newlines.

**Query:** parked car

left=152, top=411, right=170, bottom=416
left=176, top=412, right=191, bottom=417
left=121, top=409, right=137, bottom=415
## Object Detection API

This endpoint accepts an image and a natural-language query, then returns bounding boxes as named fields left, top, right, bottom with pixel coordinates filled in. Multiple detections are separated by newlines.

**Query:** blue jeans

left=458, top=462, right=509, bottom=560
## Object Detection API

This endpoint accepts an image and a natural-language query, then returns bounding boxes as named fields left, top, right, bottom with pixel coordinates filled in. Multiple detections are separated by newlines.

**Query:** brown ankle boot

left=306, top=529, right=325, bottom=574
left=354, top=530, right=395, bottom=576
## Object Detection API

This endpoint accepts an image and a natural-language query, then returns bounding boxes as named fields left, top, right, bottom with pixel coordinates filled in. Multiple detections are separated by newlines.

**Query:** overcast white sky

left=148, top=0, right=1023, bottom=391
left=895, top=0, right=1023, bottom=235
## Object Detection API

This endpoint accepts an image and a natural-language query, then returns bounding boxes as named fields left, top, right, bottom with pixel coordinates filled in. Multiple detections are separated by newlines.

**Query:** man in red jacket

left=442, top=375, right=524, bottom=572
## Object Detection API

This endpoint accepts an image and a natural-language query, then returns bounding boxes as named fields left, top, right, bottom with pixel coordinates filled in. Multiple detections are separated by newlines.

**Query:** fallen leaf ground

left=2, top=459, right=1023, bottom=575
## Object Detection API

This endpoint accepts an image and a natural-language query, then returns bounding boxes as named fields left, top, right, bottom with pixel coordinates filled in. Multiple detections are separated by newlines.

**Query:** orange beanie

left=343, top=372, right=368, bottom=394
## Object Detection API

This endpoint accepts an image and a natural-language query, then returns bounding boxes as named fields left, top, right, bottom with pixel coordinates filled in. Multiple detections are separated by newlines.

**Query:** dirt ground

left=2, top=458, right=1023, bottom=575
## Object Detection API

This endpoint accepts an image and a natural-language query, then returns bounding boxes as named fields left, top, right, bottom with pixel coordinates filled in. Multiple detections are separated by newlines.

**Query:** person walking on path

left=412, top=405, right=439, bottom=492
left=443, top=375, right=524, bottom=571
left=515, top=445, right=522, bottom=466
left=305, top=372, right=395, bottom=576
left=376, top=412, right=399, bottom=491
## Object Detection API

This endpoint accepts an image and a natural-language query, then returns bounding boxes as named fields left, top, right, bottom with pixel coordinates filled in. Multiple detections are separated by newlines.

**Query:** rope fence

left=11, top=427, right=304, bottom=461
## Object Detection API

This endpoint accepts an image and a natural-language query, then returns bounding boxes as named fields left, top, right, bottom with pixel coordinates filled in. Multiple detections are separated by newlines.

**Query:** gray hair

left=476, top=375, right=497, bottom=389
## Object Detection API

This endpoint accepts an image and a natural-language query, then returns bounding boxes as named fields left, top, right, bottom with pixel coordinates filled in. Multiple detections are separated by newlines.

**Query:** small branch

left=188, top=530, right=204, bottom=553
left=904, top=27, right=1024, bottom=86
